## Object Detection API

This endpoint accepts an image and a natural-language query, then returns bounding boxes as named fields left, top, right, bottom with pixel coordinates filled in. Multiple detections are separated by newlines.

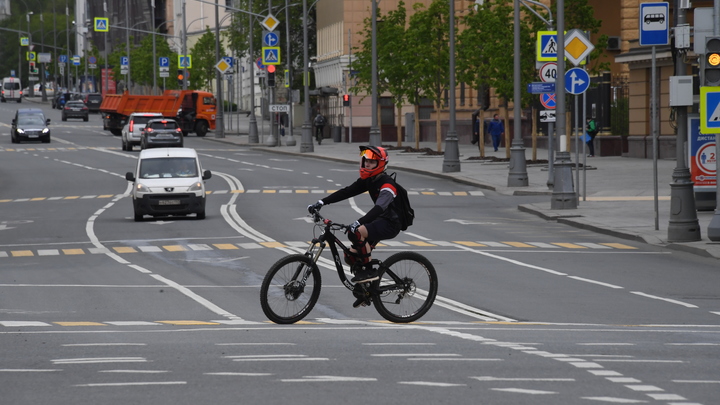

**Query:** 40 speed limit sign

left=539, top=62, right=557, bottom=83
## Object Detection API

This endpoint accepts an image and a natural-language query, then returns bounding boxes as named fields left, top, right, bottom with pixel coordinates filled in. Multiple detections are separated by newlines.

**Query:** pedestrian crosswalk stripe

left=553, top=243, right=588, bottom=249
left=54, top=322, right=106, bottom=326
left=502, top=242, right=536, bottom=248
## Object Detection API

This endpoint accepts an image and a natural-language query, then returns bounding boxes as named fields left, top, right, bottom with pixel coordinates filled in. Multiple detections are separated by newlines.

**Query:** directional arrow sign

left=564, top=68, right=590, bottom=95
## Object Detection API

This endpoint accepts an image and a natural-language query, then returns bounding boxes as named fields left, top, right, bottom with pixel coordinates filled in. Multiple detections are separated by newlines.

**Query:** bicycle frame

left=304, top=217, right=356, bottom=291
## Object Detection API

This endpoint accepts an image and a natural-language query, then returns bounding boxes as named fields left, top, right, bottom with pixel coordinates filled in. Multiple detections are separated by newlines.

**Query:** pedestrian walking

left=586, top=117, right=598, bottom=157
left=487, top=114, right=504, bottom=152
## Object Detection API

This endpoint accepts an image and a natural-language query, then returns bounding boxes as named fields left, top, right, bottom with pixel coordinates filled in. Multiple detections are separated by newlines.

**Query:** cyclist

left=307, top=145, right=402, bottom=283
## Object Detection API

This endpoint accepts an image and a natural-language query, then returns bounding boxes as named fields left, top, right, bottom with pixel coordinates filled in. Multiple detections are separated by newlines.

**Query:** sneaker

left=352, top=296, right=371, bottom=308
left=351, top=267, right=378, bottom=283
left=587, top=154, right=594, bottom=157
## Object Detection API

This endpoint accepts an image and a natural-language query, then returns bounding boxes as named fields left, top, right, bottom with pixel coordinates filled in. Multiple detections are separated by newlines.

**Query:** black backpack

left=389, top=172, right=415, bottom=231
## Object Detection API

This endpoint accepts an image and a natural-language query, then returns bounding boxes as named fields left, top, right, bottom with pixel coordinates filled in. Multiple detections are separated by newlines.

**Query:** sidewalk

left=205, top=112, right=720, bottom=261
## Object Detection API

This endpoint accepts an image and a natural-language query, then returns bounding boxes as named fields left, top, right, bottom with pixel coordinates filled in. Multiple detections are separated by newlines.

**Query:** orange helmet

left=359, top=145, right=388, bottom=179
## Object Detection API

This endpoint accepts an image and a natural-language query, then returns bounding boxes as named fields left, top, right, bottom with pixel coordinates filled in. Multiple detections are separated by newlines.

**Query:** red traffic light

left=267, top=65, right=276, bottom=73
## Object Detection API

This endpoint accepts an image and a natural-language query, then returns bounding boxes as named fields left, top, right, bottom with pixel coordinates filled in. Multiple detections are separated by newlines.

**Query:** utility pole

left=442, top=0, right=460, bottom=172
left=508, top=0, right=528, bottom=185
left=215, top=0, right=224, bottom=138
left=368, top=0, right=381, bottom=146
left=300, top=0, right=313, bottom=152
left=248, top=0, right=260, bottom=144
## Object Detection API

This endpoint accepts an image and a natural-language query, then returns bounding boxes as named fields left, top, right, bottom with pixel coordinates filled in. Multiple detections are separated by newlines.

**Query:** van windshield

left=139, top=157, right=198, bottom=179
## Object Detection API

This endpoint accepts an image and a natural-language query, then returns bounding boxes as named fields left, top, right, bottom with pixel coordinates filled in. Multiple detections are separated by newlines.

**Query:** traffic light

left=29, top=61, right=37, bottom=75
left=267, top=65, right=276, bottom=87
left=177, top=69, right=185, bottom=87
left=704, top=36, right=720, bottom=86
left=343, top=94, right=351, bottom=106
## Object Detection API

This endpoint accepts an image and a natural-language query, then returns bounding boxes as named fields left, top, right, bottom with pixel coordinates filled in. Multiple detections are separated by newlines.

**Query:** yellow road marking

left=262, top=190, right=276, bottom=193
left=453, top=241, right=488, bottom=247
left=502, top=242, right=536, bottom=248
left=98, top=195, right=114, bottom=198
left=295, top=190, right=309, bottom=193
left=405, top=241, right=437, bottom=247
left=30, top=197, right=46, bottom=201
left=11, top=250, right=34, bottom=257
left=260, top=241, right=287, bottom=248
left=64, top=196, right=80, bottom=200
left=113, top=247, right=137, bottom=253
left=600, top=243, right=637, bottom=249
left=453, top=191, right=468, bottom=196
left=213, top=244, right=239, bottom=250
left=163, top=245, right=187, bottom=252
left=62, top=249, right=85, bottom=255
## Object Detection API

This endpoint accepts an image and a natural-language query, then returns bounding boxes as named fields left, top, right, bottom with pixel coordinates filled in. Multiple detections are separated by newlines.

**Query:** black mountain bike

left=260, top=209, right=438, bottom=324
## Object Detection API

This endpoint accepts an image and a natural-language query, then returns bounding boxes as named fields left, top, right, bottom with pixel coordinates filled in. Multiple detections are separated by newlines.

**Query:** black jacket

left=322, top=173, right=401, bottom=226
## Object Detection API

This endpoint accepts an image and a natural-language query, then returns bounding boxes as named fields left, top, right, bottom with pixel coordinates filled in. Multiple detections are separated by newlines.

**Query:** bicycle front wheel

left=260, top=254, right=322, bottom=324
left=372, top=251, right=438, bottom=323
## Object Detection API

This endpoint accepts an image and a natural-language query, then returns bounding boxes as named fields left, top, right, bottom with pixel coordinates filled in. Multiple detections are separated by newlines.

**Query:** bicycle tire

left=260, top=254, right=322, bottom=324
left=372, top=251, right=438, bottom=323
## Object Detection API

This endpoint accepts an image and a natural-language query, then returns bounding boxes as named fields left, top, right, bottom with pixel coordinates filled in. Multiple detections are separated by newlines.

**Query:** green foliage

left=189, top=27, right=226, bottom=91
left=611, top=96, right=629, bottom=137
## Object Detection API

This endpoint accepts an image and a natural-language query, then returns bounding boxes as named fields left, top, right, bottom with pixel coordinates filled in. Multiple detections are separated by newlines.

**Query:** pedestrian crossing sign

left=537, top=31, right=559, bottom=61
left=94, top=17, right=109, bottom=32
left=262, top=47, right=281, bottom=65
left=700, top=87, right=720, bottom=133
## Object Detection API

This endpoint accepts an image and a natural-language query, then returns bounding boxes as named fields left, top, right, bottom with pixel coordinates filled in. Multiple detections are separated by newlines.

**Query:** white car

left=121, top=112, right=163, bottom=151
left=125, top=148, right=211, bottom=221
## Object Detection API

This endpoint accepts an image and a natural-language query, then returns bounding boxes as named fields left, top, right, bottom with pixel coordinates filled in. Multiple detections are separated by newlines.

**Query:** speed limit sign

left=539, top=62, right=557, bottom=83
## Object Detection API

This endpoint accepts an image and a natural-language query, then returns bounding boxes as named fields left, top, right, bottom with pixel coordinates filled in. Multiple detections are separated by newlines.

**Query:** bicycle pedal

left=352, top=297, right=371, bottom=308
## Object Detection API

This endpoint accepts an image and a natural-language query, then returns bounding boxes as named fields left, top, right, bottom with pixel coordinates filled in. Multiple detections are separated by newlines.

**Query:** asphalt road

left=1, top=103, right=718, bottom=404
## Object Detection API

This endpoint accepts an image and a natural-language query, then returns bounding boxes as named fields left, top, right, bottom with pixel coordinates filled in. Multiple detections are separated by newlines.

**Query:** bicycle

left=260, top=209, right=438, bottom=324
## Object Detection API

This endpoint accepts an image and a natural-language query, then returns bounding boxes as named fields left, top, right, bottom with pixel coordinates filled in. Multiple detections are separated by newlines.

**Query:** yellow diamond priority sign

left=261, top=14, right=280, bottom=32
left=564, top=29, right=594, bottom=66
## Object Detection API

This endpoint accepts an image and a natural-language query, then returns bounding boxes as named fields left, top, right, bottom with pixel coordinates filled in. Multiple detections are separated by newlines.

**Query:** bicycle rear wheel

left=260, top=254, right=322, bottom=324
left=372, top=251, right=438, bottom=323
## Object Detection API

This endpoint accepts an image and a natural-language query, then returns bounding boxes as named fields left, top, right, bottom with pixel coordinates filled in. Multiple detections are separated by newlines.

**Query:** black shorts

left=364, top=217, right=401, bottom=245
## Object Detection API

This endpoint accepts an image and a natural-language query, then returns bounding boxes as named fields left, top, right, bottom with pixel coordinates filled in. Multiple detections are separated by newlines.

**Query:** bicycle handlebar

left=309, top=208, right=349, bottom=231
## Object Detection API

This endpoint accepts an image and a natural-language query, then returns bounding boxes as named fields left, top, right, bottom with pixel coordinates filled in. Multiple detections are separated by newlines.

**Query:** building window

left=380, top=97, right=394, bottom=126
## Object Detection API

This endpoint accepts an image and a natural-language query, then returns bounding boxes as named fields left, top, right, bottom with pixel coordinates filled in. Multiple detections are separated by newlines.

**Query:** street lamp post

left=442, top=0, right=460, bottom=172
left=285, top=0, right=296, bottom=146
left=40, top=12, right=48, bottom=101
left=66, top=0, right=70, bottom=91
left=215, top=0, right=224, bottom=138
left=182, top=0, right=187, bottom=90
left=507, top=0, right=528, bottom=185
left=27, top=12, right=34, bottom=97
left=368, top=0, right=381, bottom=146
left=300, top=0, right=313, bottom=152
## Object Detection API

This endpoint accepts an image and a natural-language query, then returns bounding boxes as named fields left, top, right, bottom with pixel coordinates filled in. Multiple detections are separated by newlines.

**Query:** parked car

left=82, top=93, right=103, bottom=113
left=121, top=112, right=163, bottom=151
left=62, top=101, right=89, bottom=121
left=125, top=147, right=211, bottom=221
left=11, top=108, right=51, bottom=143
left=140, top=118, right=183, bottom=149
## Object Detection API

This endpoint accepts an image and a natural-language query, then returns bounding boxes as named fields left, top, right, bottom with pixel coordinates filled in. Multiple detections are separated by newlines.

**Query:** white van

left=1, top=77, right=22, bottom=103
left=125, top=148, right=212, bottom=221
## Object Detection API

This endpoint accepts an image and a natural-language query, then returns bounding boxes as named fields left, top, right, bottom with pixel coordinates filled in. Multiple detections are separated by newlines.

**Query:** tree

left=190, top=27, right=226, bottom=91
left=351, top=2, right=412, bottom=147
left=405, top=0, right=452, bottom=152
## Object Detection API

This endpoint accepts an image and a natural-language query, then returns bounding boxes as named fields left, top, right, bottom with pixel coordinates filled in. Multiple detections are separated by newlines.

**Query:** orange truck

left=100, top=90, right=216, bottom=137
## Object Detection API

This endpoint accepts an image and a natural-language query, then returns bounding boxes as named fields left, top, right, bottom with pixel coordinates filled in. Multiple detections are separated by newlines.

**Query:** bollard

left=550, top=151, right=578, bottom=209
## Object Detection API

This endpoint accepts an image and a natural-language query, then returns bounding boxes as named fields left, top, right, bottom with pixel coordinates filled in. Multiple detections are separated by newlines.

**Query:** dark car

left=11, top=108, right=51, bottom=143
left=140, top=119, right=183, bottom=149
left=62, top=101, right=89, bottom=121
left=82, top=93, right=102, bottom=113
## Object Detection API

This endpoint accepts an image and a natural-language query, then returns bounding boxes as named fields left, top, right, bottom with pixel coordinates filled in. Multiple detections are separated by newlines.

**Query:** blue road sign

left=700, top=87, right=720, bottom=133
left=639, top=2, right=669, bottom=46
left=179, top=56, right=191, bottom=68
left=159, top=57, right=169, bottom=67
left=222, top=56, right=233, bottom=67
left=262, top=47, right=280, bottom=65
left=263, top=32, right=279, bottom=47
left=564, top=68, right=590, bottom=94
left=537, top=31, right=559, bottom=61
left=121, top=56, right=129, bottom=66
left=527, top=82, right=556, bottom=94
left=540, top=93, right=557, bottom=109
left=94, top=17, right=109, bottom=32
left=72, top=55, right=81, bottom=66
left=88, top=56, right=97, bottom=64
left=59, top=55, right=67, bottom=63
